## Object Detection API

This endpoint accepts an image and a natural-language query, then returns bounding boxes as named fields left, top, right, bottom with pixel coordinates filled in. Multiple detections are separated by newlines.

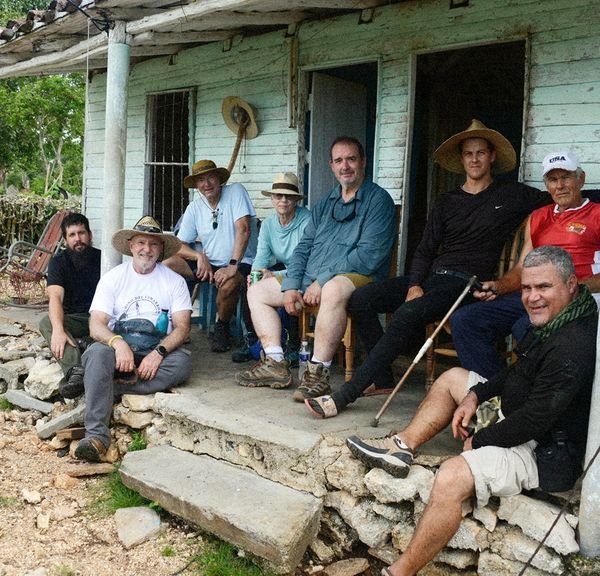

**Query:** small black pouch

left=535, top=431, right=582, bottom=492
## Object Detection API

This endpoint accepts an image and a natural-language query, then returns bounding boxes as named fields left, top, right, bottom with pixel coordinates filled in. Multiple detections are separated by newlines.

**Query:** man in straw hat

left=164, top=159, right=258, bottom=355
left=74, top=216, right=192, bottom=463
left=236, top=136, right=396, bottom=394
left=306, top=119, right=550, bottom=419
left=450, top=150, right=600, bottom=379
left=346, top=246, right=597, bottom=576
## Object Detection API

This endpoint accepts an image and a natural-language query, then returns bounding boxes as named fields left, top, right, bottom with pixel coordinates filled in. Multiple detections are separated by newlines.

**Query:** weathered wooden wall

left=83, top=0, right=600, bottom=244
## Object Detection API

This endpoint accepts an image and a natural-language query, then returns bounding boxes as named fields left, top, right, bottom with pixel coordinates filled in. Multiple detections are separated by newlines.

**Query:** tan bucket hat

left=183, top=159, right=230, bottom=188
left=433, top=119, right=517, bottom=175
left=222, top=96, right=259, bottom=140
left=261, top=172, right=303, bottom=198
left=112, top=216, right=181, bottom=261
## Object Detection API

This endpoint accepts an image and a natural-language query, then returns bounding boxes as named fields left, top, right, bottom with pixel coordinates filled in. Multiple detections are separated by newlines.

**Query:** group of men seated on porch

left=42, top=122, right=599, bottom=573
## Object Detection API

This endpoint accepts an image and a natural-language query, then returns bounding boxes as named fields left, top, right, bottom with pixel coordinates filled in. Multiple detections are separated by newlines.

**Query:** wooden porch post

left=101, top=21, right=130, bottom=274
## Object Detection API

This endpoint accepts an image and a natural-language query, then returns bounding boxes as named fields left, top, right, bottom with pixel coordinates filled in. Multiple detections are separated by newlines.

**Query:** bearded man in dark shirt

left=346, top=246, right=597, bottom=575
left=306, top=119, right=550, bottom=419
left=39, top=212, right=101, bottom=399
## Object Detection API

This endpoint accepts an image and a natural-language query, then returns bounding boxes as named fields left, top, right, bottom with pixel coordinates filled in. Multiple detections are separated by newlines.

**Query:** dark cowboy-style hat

left=183, top=160, right=230, bottom=188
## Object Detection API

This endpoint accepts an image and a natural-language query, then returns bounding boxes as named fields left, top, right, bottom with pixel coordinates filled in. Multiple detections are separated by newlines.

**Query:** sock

left=264, top=346, right=284, bottom=362
left=311, top=356, right=332, bottom=368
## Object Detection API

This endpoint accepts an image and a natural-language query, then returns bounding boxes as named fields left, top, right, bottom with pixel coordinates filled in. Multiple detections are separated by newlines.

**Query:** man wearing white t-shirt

left=164, top=159, right=258, bottom=353
left=75, top=216, right=192, bottom=463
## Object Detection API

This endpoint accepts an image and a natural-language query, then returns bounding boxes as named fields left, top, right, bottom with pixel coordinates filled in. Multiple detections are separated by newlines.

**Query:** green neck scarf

left=532, top=284, right=597, bottom=341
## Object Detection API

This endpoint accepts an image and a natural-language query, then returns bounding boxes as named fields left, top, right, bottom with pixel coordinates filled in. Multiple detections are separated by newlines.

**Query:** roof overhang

left=0, top=0, right=405, bottom=79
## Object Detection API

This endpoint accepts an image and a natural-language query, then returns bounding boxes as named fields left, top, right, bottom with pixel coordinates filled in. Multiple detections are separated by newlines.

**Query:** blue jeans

left=332, top=273, right=475, bottom=409
left=449, top=292, right=530, bottom=379
left=81, top=343, right=192, bottom=447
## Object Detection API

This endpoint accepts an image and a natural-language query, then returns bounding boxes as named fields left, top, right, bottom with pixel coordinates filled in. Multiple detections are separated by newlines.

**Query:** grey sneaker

left=346, top=435, right=414, bottom=478
left=235, top=352, right=292, bottom=389
left=292, top=361, right=331, bottom=402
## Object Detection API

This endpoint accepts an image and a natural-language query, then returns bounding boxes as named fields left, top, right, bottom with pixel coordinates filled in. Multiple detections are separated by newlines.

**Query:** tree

left=0, top=2, right=85, bottom=196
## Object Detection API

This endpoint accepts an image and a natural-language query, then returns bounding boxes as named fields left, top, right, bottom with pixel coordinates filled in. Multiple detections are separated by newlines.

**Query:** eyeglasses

left=331, top=196, right=357, bottom=223
left=272, top=193, right=297, bottom=201
left=211, top=209, right=219, bottom=230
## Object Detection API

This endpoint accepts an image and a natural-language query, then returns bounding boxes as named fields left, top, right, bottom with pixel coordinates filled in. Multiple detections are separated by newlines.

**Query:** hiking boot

left=231, top=332, right=258, bottom=363
left=74, top=436, right=107, bottom=463
left=292, top=361, right=331, bottom=402
left=235, top=352, right=292, bottom=389
left=284, top=349, right=299, bottom=369
left=346, top=435, right=414, bottom=478
left=211, top=320, right=231, bottom=353
left=59, top=366, right=85, bottom=399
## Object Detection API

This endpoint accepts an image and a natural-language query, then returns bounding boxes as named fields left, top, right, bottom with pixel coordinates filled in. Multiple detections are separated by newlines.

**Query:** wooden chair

left=0, top=210, right=69, bottom=305
left=424, top=218, right=527, bottom=387
left=300, top=306, right=355, bottom=381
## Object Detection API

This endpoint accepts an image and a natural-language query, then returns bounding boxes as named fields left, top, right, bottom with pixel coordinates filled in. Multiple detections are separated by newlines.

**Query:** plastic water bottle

left=298, top=340, right=310, bottom=382
left=155, top=309, right=169, bottom=336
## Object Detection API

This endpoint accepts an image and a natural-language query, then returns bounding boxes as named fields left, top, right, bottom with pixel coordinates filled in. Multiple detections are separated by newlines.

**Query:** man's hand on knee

left=283, top=289, right=304, bottom=316
left=303, top=281, right=322, bottom=306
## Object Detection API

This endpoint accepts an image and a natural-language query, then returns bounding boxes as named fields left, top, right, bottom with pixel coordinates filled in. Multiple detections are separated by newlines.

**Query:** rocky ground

left=0, top=406, right=206, bottom=576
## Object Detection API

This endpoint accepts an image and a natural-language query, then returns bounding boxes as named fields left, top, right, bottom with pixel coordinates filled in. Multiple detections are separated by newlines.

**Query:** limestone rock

left=321, top=509, right=359, bottom=552
left=113, top=404, right=154, bottom=428
left=66, top=463, right=115, bottom=477
left=325, top=452, right=368, bottom=497
left=53, top=473, right=80, bottom=489
left=368, top=545, right=399, bottom=565
left=23, top=359, right=63, bottom=400
left=489, top=524, right=563, bottom=574
left=364, top=465, right=434, bottom=503
left=22, top=488, right=42, bottom=504
left=4, top=389, right=53, bottom=413
left=0, top=365, right=18, bottom=392
left=325, top=491, right=393, bottom=548
left=473, top=505, right=497, bottom=532
left=435, top=547, right=478, bottom=570
left=477, top=550, right=552, bottom=576
left=4, top=356, right=35, bottom=376
left=323, top=558, right=369, bottom=576
left=391, top=521, right=413, bottom=551
left=373, top=501, right=412, bottom=523
left=0, top=322, right=23, bottom=337
left=36, top=512, right=50, bottom=530
left=310, top=538, right=336, bottom=564
left=497, top=494, right=578, bottom=555
left=447, top=518, right=489, bottom=551
left=121, top=393, right=156, bottom=412
left=115, top=506, right=161, bottom=548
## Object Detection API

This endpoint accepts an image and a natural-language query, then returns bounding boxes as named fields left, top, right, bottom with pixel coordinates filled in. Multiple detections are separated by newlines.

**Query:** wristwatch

left=229, top=258, right=238, bottom=266
left=155, top=345, right=168, bottom=357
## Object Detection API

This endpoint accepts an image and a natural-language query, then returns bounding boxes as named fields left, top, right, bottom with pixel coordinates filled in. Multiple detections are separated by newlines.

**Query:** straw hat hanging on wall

left=222, top=96, right=259, bottom=173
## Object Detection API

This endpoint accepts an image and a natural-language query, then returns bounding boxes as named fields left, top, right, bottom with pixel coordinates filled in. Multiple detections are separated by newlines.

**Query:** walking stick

left=371, top=275, right=478, bottom=428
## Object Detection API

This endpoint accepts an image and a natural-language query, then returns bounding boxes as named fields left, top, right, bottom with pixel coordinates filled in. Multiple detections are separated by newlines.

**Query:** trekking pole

left=371, top=275, right=478, bottom=428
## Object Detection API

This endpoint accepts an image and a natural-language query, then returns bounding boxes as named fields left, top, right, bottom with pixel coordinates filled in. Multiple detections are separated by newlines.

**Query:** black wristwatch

left=229, top=258, right=238, bottom=266
left=155, top=345, right=168, bottom=357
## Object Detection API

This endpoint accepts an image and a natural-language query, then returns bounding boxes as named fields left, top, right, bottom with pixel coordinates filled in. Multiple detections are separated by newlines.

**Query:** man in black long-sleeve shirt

left=346, top=246, right=597, bottom=576
left=305, top=119, right=549, bottom=419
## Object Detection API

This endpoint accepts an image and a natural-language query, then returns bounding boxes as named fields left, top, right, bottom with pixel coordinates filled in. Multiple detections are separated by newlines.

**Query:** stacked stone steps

left=119, top=445, right=322, bottom=574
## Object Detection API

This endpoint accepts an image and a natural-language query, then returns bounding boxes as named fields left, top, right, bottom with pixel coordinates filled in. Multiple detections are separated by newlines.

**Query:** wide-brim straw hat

left=261, top=172, right=303, bottom=198
left=183, top=159, right=230, bottom=188
left=433, top=119, right=517, bottom=175
left=222, top=96, right=258, bottom=140
left=112, top=216, right=181, bottom=261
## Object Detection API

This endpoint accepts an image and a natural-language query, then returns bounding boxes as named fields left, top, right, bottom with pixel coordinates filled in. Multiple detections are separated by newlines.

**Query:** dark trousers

left=333, top=274, right=474, bottom=409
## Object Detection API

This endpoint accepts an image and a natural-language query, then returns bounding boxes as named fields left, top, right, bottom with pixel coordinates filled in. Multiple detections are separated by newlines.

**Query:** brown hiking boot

left=235, top=352, right=292, bottom=389
left=292, top=361, right=331, bottom=402
left=74, top=436, right=107, bottom=463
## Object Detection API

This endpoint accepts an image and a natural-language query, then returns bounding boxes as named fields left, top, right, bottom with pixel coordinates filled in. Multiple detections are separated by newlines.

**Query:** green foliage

left=0, top=397, right=14, bottom=410
left=128, top=430, right=148, bottom=452
left=0, top=495, right=19, bottom=508
left=0, top=0, right=47, bottom=23
left=161, top=545, right=176, bottom=557
left=0, top=74, right=85, bottom=196
left=88, top=470, right=150, bottom=517
left=54, top=565, right=76, bottom=576
left=190, top=539, right=273, bottom=576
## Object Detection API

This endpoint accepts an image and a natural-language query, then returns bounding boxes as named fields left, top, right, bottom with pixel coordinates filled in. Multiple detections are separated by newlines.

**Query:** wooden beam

left=130, top=30, right=232, bottom=46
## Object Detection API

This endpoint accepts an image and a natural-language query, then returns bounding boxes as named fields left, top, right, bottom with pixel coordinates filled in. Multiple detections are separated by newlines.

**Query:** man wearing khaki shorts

left=236, top=136, right=396, bottom=397
left=346, top=246, right=597, bottom=576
